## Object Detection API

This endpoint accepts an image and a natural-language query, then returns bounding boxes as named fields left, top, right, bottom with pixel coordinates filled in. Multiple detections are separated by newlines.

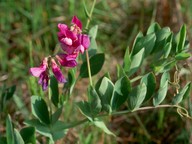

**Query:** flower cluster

left=30, top=16, right=90, bottom=90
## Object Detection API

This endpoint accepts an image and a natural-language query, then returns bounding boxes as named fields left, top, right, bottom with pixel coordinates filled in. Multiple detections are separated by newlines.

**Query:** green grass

left=0, top=0, right=192, bottom=143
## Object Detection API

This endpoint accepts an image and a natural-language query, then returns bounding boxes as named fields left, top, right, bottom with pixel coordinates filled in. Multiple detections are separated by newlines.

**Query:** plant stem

left=86, top=51, right=93, bottom=86
left=67, top=104, right=191, bottom=128
left=85, top=0, right=97, bottom=30
left=84, top=0, right=97, bottom=86
left=133, top=113, right=151, bottom=139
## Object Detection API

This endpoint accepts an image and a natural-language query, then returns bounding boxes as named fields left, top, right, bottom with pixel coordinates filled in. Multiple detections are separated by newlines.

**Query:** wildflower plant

left=2, top=0, right=192, bottom=143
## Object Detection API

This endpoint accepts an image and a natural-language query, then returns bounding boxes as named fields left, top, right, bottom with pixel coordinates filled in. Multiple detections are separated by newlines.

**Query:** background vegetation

left=0, top=0, right=192, bottom=143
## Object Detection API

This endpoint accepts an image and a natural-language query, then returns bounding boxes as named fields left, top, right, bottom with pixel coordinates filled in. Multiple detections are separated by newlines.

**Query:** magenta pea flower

left=75, top=34, right=90, bottom=53
left=58, top=24, right=77, bottom=46
left=29, top=58, right=49, bottom=91
left=58, top=16, right=90, bottom=55
left=71, top=16, right=82, bottom=34
left=51, top=59, right=67, bottom=83
left=38, top=71, right=49, bottom=91
left=56, top=54, right=77, bottom=67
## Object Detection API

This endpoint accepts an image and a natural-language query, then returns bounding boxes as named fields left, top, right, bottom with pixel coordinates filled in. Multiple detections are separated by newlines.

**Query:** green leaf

left=89, top=25, right=98, bottom=39
left=50, top=76, right=59, bottom=107
left=129, top=48, right=145, bottom=76
left=175, top=52, right=190, bottom=60
left=152, top=59, right=176, bottom=74
left=163, top=42, right=172, bottom=58
left=166, top=32, right=173, bottom=43
left=153, top=27, right=171, bottom=52
left=116, top=64, right=126, bottom=79
left=20, top=127, right=36, bottom=144
left=176, top=25, right=186, bottom=52
left=14, top=129, right=24, bottom=144
left=147, top=22, right=161, bottom=34
left=131, top=33, right=156, bottom=57
left=97, top=77, right=114, bottom=113
left=81, top=25, right=98, bottom=59
left=87, top=39, right=97, bottom=57
left=93, top=120, right=115, bottom=136
left=2, top=85, right=16, bottom=101
left=172, top=82, right=191, bottom=104
left=25, top=119, right=68, bottom=142
left=63, top=68, right=76, bottom=100
left=131, top=32, right=143, bottom=51
left=111, top=76, right=131, bottom=110
left=0, top=136, right=7, bottom=144
left=156, top=27, right=171, bottom=42
left=127, top=83, right=147, bottom=111
left=160, top=72, right=170, bottom=87
left=76, top=101, right=92, bottom=121
left=88, top=86, right=102, bottom=115
left=123, top=46, right=131, bottom=72
left=6, top=115, right=14, bottom=144
left=50, top=121, right=68, bottom=141
left=95, top=73, right=111, bottom=91
left=31, top=96, right=50, bottom=125
left=153, top=80, right=169, bottom=106
left=51, top=106, right=63, bottom=124
left=141, top=73, right=156, bottom=102
left=79, top=53, right=105, bottom=78
left=25, top=119, right=51, bottom=139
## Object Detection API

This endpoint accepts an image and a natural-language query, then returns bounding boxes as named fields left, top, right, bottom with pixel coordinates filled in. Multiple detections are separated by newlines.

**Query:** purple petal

left=60, top=43, right=75, bottom=54
left=29, top=66, right=46, bottom=77
left=58, top=23, right=68, bottom=32
left=66, top=53, right=78, bottom=61
left=56, top=54, right=77, bottom=67
left=76, top=45, right=85, bottom=53
left=72, top=16, right=82, bottom=30
left=77, top=34, right=90, bottom=51
left=29, top=58, right=47, bottom=77
left=51, top=59, right=67, bottom=83
left=61, top=37, right=73, bottom=46
left=38, top=72, right=49, bottom=91
left=65, top=29, right=77, bottom=40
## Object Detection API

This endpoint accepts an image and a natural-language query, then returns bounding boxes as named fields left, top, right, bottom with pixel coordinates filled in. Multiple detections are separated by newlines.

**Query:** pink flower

left=58, top=24, right=77, bottom=46
left=59, top=33, right=90, bottom=55
left=38, top=71, right=49, bottom=91
left=29, top=58, right=48, bottom=77
left=56, top=54, right=77, bottom=67
left=51, top=59, right=67, bottom=83
left=29, top=58, right=49, bottom=91
left=58, top=16, right=90, bottom=55
left=71, top=16, right=82, bottom=34
left=75, top=34, right=90, bottom=53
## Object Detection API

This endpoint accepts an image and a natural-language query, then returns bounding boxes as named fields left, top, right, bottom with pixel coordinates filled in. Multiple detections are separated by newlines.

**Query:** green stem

left=64, top=118, right=88, bottom=129
left=67, top=104, right=191, bottom=129
left=86, top=51, right=93, bottom=86
left=130, top=75, right=143, bottom=83
left=85, top=0, right=97, bottom=30
left=84, top=0, right=97, bottom=86
left=133, top=113, right=151, bottom=139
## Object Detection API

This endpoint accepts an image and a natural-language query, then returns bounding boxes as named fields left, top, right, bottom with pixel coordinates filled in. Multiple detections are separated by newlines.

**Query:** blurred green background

left=0, top=0, right=192, bottom=143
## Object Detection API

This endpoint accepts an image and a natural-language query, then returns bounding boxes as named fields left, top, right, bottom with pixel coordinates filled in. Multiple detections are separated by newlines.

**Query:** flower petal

left=51, top=59, right=67, bottom=83
left=76, top=45, right=85, bottom=53
left=61, top=37, right=73, bottom=46
left=29, top=58, right=48, bottom=77
left=38, top=71, right=49, bottom=91
left=72, top=16, right=82, bottom=30
left=30, top=66, right=46, bottom=77
left=56, top=54, right=77, bottom=67
left=58, top=23, right=68, bottom=32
